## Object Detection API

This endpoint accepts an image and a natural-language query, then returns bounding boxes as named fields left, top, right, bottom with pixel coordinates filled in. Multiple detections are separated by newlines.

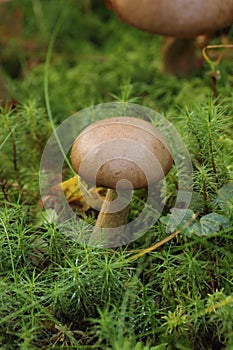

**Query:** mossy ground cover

left=0, top=1, right=233, bottom=349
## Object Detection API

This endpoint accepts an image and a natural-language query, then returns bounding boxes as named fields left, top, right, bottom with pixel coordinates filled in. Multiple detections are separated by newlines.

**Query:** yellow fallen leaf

left=53, top=175, right=103, bottom=212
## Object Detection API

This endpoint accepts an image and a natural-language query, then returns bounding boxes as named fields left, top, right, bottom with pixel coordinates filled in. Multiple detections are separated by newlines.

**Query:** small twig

left=198, top=295, right=233, bottom=318
left=207, top=113, right=219, bottom=186
left=0, top=179, right=11, bottom=202
left=128, top=212, right=198, bottom=261
left=202, top=44, right=233, bottom=71
left=202, top=44, right=233, bottom=98
left=2, top=111, right=25, bottom=201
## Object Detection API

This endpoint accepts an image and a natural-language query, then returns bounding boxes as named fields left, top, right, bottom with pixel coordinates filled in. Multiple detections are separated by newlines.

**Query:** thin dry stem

left=90, top=188, right=130, bottom=246
left=128, top=212, right=198, bottom=261
left=95, top=189, right=129, bottom=228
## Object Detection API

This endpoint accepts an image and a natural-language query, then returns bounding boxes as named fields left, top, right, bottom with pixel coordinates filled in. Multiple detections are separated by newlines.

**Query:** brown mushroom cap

left=71, top=116, right=173, bottom=190
left=107, top=0, right=233, bottom=38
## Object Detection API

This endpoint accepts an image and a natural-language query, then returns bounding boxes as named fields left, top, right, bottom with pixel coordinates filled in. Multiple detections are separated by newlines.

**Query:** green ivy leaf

left=184, top=213, right=230, bottom=237
left=160, top=208, right=195, bottom=233
left=197, top=213, right=230, bottom=236
left=216, top=182, right=233, bottom=210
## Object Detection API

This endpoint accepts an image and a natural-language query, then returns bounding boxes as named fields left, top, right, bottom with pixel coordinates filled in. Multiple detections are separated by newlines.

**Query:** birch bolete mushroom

left=71, top=116, right=173, bottom=245
left=106, top=0, right=233, bottom=75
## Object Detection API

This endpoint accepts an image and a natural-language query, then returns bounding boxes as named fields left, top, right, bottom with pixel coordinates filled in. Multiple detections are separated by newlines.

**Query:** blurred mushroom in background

left=106, top=0, right=233, bottom=75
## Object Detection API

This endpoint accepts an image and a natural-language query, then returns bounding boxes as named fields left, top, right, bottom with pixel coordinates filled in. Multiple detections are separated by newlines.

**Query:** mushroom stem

left=95, top=188, right=130, bottom=228
left=90, top=188, right=130, bottom=246
left=162, top=37, right=200, bottom=75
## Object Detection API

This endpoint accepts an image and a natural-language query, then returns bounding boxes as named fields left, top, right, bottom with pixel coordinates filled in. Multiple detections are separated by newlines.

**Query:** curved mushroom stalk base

left=162, top=37, right=201, bottom=76
left=95, top=189, right=130, bottom=228
left=90, top=189, right=130, bottom=247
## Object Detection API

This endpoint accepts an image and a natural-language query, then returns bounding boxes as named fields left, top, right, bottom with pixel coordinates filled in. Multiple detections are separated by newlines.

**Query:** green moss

left=0, top=1, right=233, bottom=349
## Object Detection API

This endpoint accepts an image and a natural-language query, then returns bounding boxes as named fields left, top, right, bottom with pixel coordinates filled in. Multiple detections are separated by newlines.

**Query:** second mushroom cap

left=107, top=0, right=233, bottom=38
